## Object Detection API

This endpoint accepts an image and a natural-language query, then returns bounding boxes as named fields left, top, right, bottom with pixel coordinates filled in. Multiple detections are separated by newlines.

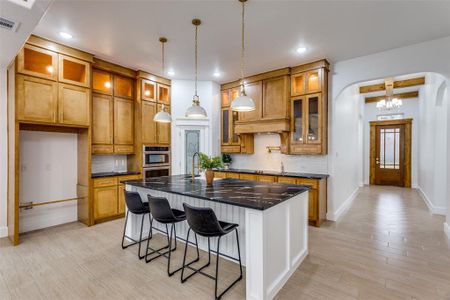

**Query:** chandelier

left=376, top=79, right=403, bottom=111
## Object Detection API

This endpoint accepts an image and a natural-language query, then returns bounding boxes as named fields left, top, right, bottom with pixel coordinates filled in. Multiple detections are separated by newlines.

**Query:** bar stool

left=181, top=203, right=243, bottom=300
left=121, top=191, right=152, bottom=260
left=145, top=195, right=200, bottom=276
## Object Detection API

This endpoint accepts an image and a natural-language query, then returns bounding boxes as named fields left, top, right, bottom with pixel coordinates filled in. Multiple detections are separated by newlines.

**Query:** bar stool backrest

left=124, top=191, right=146, bottom=214
left=183, top=203, right=223, bottom=237
left=147, top=195, right=176, bottom=222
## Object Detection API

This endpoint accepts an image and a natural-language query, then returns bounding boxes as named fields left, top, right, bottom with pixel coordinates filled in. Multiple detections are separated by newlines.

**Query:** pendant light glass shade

left=185, top=19, right=207, bottom=118
left=155, top=37, right=172, bottom=123
left=154, top=104, right=172, bottom=122
left=230, top=0, right=255, bottom=112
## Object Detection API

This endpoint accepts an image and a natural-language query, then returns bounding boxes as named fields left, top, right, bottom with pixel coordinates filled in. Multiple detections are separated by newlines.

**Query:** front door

left=370, top=119, right=412, bottom=187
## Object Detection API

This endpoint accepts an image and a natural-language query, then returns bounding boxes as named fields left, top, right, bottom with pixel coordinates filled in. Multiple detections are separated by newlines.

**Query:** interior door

left=374, top=124, right=405, bottom=186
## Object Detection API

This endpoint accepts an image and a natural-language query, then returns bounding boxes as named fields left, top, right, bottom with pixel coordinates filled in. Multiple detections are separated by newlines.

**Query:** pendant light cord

left=195, top=23, right=198, bottom=97
left=241, top=0, right=245, bottom=82
left=161, top=41, right=165, bottom=75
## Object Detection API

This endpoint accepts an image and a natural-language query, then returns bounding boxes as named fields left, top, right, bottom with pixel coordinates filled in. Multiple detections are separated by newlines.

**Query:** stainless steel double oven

left=142, top=146, right=171, bottom=180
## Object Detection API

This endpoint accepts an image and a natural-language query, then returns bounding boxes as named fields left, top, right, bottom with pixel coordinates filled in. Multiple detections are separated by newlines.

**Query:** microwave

left=143, top=146, right=170, bottom=167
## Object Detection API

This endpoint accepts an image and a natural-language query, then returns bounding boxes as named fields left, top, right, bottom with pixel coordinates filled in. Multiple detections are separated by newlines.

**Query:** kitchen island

left=124, top=175, right=310, bottom=300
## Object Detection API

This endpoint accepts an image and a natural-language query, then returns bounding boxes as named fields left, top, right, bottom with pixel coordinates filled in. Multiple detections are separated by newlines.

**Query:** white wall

left=362, top=98, right=419, bottom=187
left=170, top=80, right=221, bottom=174
left=418, top=73, right=448, bottom=214
left=19, top=131, right=78, bottom=233
left=231, top=134, right=328, bottom=174
left=0, top=68, right=8, bottom=237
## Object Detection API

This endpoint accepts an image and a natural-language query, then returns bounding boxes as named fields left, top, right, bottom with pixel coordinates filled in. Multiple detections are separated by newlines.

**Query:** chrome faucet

left=281, top=161, right=285, bottom=174
left=192, top=152, right=200, bottom=181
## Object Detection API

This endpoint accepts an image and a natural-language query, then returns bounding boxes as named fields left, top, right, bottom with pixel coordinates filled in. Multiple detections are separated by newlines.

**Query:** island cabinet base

left=125, top=185, right=308, bottom=300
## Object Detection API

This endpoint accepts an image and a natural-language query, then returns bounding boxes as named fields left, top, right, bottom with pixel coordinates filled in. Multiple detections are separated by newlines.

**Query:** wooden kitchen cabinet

left=291, top=69, right=322, bottom=97
left=240, top=173, right=257, bottom=181
left=118, top=184, right=126, bottom=214
left=141, top=100, right=157, bottom=144
left=92, top=69, right=113, bottom=95
left=94, top=186, right=118, bottom=220
left=92, top=93, right=114, bottom=151
left=141, top=79, right=156, bottom=102
left=114, top=75, right=134, bottom=99
left=114, top=97, right=134, bottom=146
left=156, top=104, right=171, bottom=145
left=257, top=175, right=277, bottom=182
left=16, top=75, right=58, bottom=123
left=58, top=83, right=90, bottom=126
left=17, top=44, right=58, bottom=81
left=262, top=75, right=289, bottom=120
left=157, top=83, right=170, bottom=105
left=59, top=55, right=90, bottom=87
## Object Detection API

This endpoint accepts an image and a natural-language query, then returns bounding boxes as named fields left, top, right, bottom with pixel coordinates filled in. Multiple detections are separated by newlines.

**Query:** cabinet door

left=262, top=76, right=289, bottom=119
left=277, top=177, right=297, bottom=184
left=239, top=81, right=262, bottom=122
left=118, top=184, right=125, bottom=214
left=141, top=79, right=156, bottom=102
left=114, top=98, right=134, bottom=145
left=17, top=44, right=58, bottom=80
left=305, top=93, right=322, bottom=144
left=58, top=83, right=90, bottom=126
left=156, top=104, right=171, bottom=145
left=291, top=96, right=306, bottom=144
left=16, top=75, right=58, bottom=123
left=305, top=69, right=322, bottom=94
left=94, top=186, right=118, bottom=219
left=59, top=55, right=90, bottom=87
left=92, top=93, right=113, bottom=145
left=308, top=189, right=318, bottom=220
left=92, top=69, right=113, bottom=95
left=257, top=175, right=277, bottom=183
left=114, top=75, right=134, bottom=99
left=157, top=83, right=170, bottom=105
left=221, top=108, right=230, bottom=145
left=141, top=100, right=157, bottom=144
left=221, top=89, right=230, bottom=107
left=240, top=173, right=257, bottom=181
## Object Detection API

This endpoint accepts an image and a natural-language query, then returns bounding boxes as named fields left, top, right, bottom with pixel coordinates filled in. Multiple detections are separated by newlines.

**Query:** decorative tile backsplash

left=91, top=155, right=128, bottom=173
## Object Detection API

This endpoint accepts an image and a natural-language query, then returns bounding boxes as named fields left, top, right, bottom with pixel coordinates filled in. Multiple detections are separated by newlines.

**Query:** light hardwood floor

left=1, top=186, right=450, bottom=299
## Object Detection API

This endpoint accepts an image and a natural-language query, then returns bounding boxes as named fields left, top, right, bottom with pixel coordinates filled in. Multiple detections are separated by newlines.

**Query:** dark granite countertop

left=215, top=168, right=329, bottom=179
left=123, top=175, right=310, bottom=210
left=92, top=171, right=141, bottom=178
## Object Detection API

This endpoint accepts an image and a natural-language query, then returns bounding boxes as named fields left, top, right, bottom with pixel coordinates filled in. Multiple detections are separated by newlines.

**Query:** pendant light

left=154, top=37, right=172, bottom=123
left=185, top=19, right=208, bottom=118
left=231, top=0, right=255, bottom=112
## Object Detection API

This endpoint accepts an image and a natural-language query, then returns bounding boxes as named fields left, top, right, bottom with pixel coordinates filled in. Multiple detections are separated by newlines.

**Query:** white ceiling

left=33, top=1, right=450, bottom=83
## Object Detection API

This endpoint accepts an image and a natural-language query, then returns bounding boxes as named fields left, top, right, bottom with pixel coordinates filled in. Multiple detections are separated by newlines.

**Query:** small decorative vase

left=224, top=163, right=230, bottom=170
left=205, top=169, right=214, bottom=186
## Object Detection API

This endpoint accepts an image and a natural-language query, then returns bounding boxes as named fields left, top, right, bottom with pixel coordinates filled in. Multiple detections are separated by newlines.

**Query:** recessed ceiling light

left=296, top=47, right=307, bottom=54
left=167, top=70, right=175, bottom=76
left=59, top=32, right=73, bottom=39
left=213, top=71, right=221, bottom=77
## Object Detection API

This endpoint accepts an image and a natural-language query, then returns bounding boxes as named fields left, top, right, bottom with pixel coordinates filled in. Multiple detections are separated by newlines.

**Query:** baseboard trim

left=327, top=187, right=360, bottom=222
left=0, top=226, right=8, bottom=238
left=445, top=223, right=450, bottom=240
left=417, top=187, right=447, bottom=215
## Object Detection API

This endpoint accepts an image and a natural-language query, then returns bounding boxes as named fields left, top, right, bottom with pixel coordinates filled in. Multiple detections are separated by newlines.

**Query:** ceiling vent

left=0, top=17, right=19, bottom=32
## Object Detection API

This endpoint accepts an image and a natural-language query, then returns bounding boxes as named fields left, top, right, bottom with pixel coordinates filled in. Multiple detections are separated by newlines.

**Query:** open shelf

left=93, top=70, right=113, bottom=94
left=114, top=76, right=134, bottom=99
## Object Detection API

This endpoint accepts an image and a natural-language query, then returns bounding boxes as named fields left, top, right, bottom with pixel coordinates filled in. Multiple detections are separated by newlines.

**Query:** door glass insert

left=293, top=99, right=303, bottom=142
left=93, top=70, right=112, bottom=94
left=185, top=130, right=200, bottom=175
left=232, top=111, right=239, bottom=143
left=63, top=59, right=86, bottom=83
left=307, top=71, right=320, bottom=91
left=308, top=97, right=319, bottom=142
left=379, top=128, right=400, bottom=169
left=24, top=47, right=53, bottom=76
left=222, top=110, right=229, bottom=144
left=293, top=74, right=305, bottom=95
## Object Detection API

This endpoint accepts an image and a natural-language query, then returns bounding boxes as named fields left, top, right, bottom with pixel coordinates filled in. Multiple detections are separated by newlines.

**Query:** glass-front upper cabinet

left=291, top=73, right=305, bottom=96
left=291, top=69, right=322, bottom=96
left=157, top=83, right=170, bottom=105
left=142, top=79, right=156, bottom=101
left=114, top=75, right=134, bottom=99
left=92, top=69, right=113, bottom=95
left=291, top=97, right=304, bottom=144
left=59, top=55, right=90, bottom=87
left=222, top=108, right=230, bottom=145
left=17, top=44, right=58, bottom=80
left=306, top=94, right=321, bottom=143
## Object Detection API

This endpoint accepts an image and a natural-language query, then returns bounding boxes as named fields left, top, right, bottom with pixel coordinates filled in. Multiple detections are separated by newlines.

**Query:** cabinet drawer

left=308, top=189, right=318, bottom=220
left=240, top=173, right=257, bottom=181
left=296, top=178, right=319, bottom=189
left=114, top=145, right=134, bottom=154
left=214, top=172, right=227, bottom=179
left=118, top=174, right=142, bottom=182
left=257, top=175, right=277, bottom=183
left=226, top=173, right=240, bottom=179
left=92, top=144, right=114, bottom=154
left=277, top=176, right=297, bottom=184
left=93, top=177, right=118, bottom=188
left=221, top=145, right=241, bottom=153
